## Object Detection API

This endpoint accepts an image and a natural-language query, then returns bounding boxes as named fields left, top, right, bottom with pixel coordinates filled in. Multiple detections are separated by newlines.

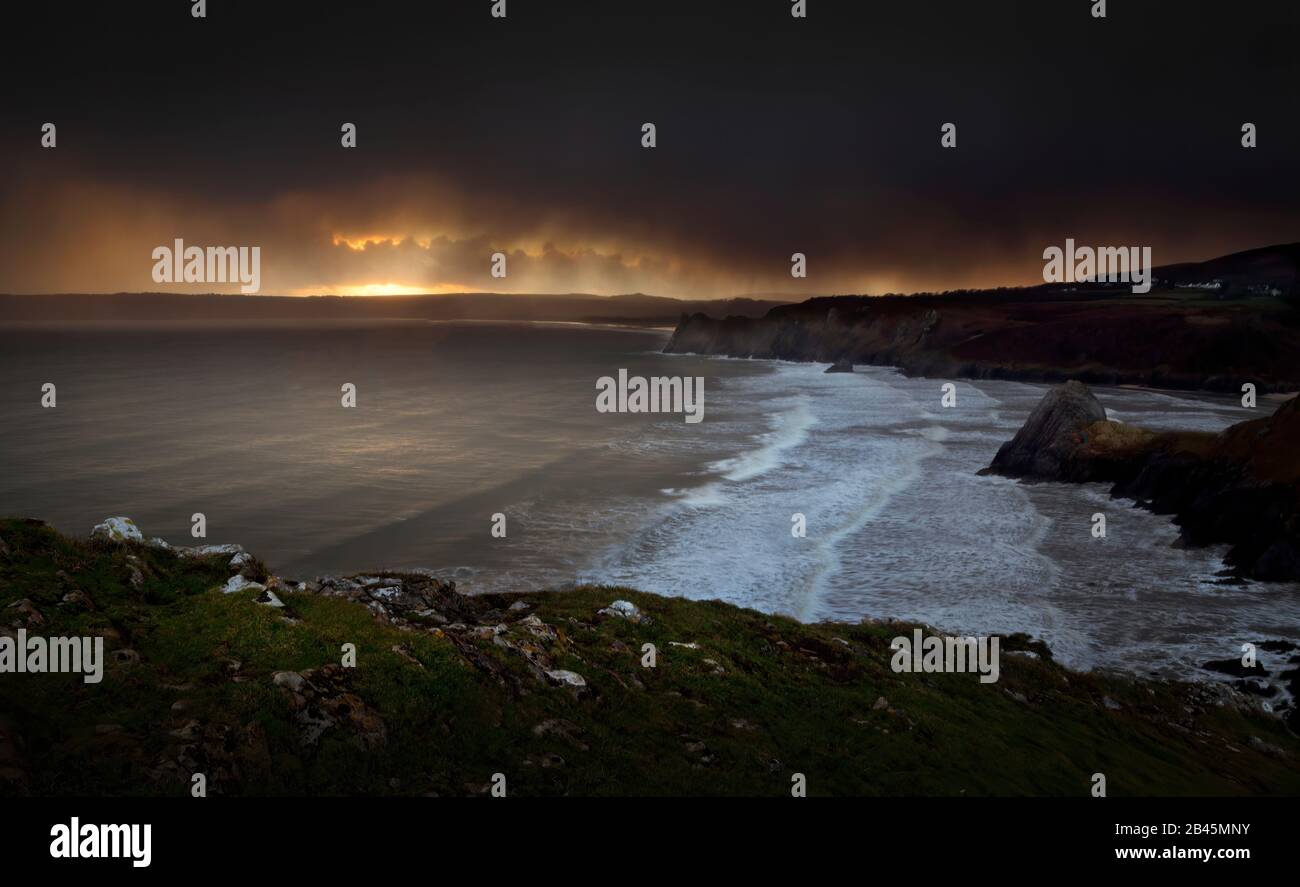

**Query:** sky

left=1, top=0, right=1297, bottom=298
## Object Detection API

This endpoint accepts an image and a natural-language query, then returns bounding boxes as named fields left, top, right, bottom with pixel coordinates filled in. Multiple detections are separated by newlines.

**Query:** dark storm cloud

left=1, top=0, right=1296, bottom=295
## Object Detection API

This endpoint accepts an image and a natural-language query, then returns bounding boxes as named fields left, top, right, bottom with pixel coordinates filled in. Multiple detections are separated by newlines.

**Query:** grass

left=3, top=517, right=1299, bottom=797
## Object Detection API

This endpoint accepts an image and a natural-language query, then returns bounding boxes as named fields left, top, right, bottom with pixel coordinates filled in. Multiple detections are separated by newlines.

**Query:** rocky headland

left=2, top=516, right=1299, bottom=796
left=665, top=244, right=1300, bottom=392
left=983, top=381, right=1300, bottom=582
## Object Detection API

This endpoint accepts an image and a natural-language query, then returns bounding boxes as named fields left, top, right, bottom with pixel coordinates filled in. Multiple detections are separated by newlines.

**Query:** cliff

left=664, top=289, right=1300, bottom=393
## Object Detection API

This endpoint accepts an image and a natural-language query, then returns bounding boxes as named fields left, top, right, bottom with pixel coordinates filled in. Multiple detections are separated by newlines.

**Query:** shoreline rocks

left=981, top=381, right=1108, bottom=480
left=984, top=381, right=1300, bottom=581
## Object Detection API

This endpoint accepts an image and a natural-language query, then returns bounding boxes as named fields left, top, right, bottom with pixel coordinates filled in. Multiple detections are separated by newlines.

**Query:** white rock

left=222, top=575, right=265, bottom=595
left=272, top=671, right=305, bottom=691
left=90, top=517, right=143, bottom=544
left=669, top=641, right=700, bottom=650
left=545, top=669, right=587, bottom=689
left=599, top=599, right=645, bottom=623
left=230, top=551, right=253, bottom=570
left=356, top=576, right=399, bottom=588
left=182, top=543, right=245, bottom=559
left=520, top=616, right=556, bottom=640
left=147, top=537, right=172, bottom=551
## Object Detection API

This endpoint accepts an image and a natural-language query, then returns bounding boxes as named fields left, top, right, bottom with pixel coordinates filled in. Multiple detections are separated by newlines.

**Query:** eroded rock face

left=984, top=381, right=1108, bottom=480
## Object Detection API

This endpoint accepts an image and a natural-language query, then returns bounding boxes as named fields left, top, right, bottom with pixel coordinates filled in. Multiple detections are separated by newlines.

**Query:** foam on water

left=707, top=398, right=816, bottom=482
left=591, top=360, right=1300, bottom=681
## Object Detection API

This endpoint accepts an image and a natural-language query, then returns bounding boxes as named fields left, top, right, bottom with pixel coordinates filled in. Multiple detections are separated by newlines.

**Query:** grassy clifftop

left=2, top=517, right=1298, bottom=797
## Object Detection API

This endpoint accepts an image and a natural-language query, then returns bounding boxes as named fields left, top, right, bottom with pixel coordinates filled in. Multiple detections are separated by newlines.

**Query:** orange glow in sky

left=289, top=282, right=482, bottom=297
left=331, top=234, right=433, bottom=250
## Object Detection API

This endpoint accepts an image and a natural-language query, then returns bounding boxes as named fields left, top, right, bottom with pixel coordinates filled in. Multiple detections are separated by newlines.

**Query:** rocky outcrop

left=983, top=381, right=1108, bottom=480
left=90, top=516, right=143, bottom=544
left=985, top=383, right=1300, bottom=580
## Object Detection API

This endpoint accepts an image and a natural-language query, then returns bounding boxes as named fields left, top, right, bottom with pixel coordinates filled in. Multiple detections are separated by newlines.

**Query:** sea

left=3, top=318, right=1298, bottom=681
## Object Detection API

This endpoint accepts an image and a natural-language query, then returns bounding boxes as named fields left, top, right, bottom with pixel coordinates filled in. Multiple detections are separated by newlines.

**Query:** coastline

left=663, top=291, right=1300, bottom=395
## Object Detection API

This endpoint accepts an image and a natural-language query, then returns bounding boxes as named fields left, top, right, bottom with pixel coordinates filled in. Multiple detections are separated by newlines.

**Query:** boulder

left=90, top=517, right=144, bottom=544
left=222, top=575, right=265, bottom=595
left=598, top=599, right=645, bottom=623
left=984, top=381, right=1107, bottom=480
left=545, top=669, right=588, bottom=689
left=824, top=358, right=855, bottom=374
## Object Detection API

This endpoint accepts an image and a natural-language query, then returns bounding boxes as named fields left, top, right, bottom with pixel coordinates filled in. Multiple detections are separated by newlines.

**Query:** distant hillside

left=666, top=244, right=1300, bottom=393
left=0, top=292, right=786, bottom=325
left=1153, top=242, right=1300, bottom=297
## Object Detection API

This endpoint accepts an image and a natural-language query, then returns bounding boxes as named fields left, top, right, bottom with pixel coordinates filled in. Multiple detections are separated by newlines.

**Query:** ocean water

left=3, top=319, right=1298, bottom=680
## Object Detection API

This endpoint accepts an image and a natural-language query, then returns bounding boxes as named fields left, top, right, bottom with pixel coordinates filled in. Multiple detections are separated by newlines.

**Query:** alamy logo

left=1042, top=239, right=1152, bottom=294
left=0, top=631, right=104, bottom=683
left=151, top=239, right=261, bottom=293
left=890, top=629, right=1000, bottom=684
left=50, top=818, right=151, bottom=868
left=596, top=369, right=704, bottom=424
